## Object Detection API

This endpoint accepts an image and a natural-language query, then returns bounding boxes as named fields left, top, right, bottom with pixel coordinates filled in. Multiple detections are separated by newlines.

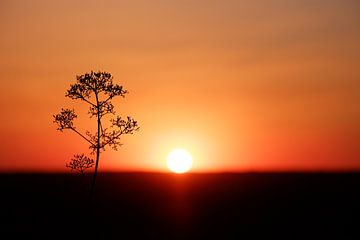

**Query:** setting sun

left=167, top=149, right=193, bottom=174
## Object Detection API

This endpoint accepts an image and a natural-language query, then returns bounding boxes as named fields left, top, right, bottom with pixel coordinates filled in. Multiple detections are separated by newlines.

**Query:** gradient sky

left=0, top=0, right=359, bottom=172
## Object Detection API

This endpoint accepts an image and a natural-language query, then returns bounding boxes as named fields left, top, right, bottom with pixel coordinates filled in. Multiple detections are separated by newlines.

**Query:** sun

left=167, top=149, right=193, bottom=174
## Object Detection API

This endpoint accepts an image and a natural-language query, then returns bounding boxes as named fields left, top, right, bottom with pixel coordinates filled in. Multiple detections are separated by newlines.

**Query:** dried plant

left=53, top=71, right=139, bottom=197
left=66, top=154, right=94, bottom=176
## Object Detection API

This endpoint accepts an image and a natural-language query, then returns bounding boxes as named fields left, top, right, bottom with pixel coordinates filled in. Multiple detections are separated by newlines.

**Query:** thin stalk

left=90, top=91, right=101, bottom=200
left=70, top=128, right=95, bottom=147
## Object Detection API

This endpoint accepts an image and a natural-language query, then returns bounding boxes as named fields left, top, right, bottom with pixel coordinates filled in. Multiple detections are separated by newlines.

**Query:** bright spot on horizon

left=167, top=149, right=193, bottom=174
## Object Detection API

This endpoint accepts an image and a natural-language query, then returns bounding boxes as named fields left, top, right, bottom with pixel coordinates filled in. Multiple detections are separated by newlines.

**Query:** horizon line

left=1, top=169, right=360, bottom=174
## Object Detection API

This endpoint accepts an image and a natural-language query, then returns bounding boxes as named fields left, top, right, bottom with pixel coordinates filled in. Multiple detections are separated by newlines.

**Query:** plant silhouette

left=53, top=71, right=139, bottom=197
left=66, top=154, right=94, bottom=176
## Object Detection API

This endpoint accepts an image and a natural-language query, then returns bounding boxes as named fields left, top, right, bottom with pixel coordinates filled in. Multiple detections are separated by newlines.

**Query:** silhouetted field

left=0, top=172, right=359, bottom=239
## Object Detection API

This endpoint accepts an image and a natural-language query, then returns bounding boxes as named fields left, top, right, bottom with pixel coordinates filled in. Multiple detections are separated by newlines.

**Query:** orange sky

left=0, top=0, right=359, bottom=172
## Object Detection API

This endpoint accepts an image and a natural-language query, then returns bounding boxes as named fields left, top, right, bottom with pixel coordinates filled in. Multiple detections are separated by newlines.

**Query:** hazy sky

left=0, top=0, right=359, bottom=172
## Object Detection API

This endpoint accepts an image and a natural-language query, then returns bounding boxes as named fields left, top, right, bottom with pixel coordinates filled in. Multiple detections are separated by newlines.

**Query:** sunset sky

left=0, top=0, right=359, bottom=172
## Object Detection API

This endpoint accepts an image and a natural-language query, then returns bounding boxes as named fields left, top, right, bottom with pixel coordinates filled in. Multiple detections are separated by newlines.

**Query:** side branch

left=101, top=96, right=112, bottom=105
left=80, top=97, right=97, bottom=107
left=65, top=83, right=97, bottom=107
left=101, top=117, right=139, bottom=148
left=71, top=128, right=96, bottom=147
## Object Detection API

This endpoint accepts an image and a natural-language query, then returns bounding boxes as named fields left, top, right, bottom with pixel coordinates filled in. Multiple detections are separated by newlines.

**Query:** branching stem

left=70, top=128, right=95, bottom=147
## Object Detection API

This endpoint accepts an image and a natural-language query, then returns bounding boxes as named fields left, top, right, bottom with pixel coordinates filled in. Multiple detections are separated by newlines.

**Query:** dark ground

left=0, top=172, right=359, bottom=239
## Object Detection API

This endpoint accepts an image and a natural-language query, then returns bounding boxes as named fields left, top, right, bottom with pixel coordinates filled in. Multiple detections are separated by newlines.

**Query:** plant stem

left=90, top=91, right=101, bottom=200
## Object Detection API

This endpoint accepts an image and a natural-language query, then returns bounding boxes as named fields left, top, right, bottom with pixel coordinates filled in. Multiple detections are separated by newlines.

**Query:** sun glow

left=167, top=149, right=193, bottom=174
